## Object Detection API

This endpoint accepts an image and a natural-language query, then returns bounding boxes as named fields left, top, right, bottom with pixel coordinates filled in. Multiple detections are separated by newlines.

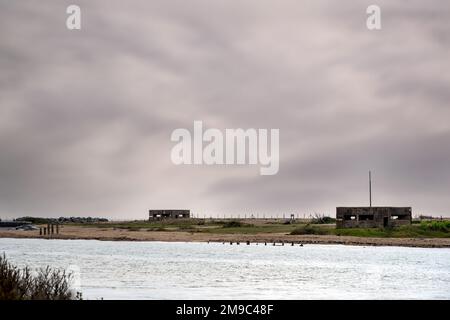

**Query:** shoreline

left=1, top=226, right=450, bottom=248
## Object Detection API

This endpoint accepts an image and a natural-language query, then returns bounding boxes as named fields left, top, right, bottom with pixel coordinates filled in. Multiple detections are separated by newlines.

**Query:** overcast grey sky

left=0, top=0, right=449, bottom=219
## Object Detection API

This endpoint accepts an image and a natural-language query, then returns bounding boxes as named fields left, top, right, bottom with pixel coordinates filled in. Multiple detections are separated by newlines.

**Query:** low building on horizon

left=336, top=207, right=412, bottom=228
left=149, top=209, right=190, bottom=220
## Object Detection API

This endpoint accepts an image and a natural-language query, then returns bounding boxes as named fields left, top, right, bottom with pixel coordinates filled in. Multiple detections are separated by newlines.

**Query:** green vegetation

left=76, top=219, right=206, bottom=230
left=0, top=254, right=80, bottom=300
left=290, top=220, right=450, bottom=238
left=204, top=224, right=297, bottom=234
left=221, top=220, right=253, bottom=228
left=310, top=214, right=336, bottom=224
left=420, top=220, right=450, bottom=232
left=72, top=218, right=301, bottom=234
left=290, top=224, right=327, bottom=235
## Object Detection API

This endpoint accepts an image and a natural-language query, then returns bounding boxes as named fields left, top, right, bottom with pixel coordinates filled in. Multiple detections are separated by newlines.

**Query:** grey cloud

left=0, top=0, right=449, bottom=219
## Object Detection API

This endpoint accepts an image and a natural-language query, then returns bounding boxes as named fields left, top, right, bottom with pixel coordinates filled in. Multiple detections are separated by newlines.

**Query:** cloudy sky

left=0, top=0, right=449, bottom=219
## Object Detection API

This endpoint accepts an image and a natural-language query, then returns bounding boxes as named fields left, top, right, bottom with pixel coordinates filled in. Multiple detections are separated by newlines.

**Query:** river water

left=0, top=238, right=449, bottom=299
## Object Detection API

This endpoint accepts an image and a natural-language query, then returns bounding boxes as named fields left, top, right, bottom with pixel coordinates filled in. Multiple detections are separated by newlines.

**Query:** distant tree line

left=14, top=217, right=109, bottom=224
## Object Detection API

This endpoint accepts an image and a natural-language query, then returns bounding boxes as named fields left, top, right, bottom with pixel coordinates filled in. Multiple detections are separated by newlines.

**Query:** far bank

left=1, top=218, right=449, bottom=248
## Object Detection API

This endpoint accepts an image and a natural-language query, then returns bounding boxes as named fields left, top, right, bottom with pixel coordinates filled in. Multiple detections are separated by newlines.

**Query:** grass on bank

left=290, top=221, right=450, bottom=238
left=0, top=254, right=80, bottom=300
left=68, top=219, right=302, bottom=234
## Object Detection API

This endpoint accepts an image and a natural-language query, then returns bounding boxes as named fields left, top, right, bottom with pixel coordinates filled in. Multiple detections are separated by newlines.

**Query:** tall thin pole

left=369, top=170, right=372, bottom=207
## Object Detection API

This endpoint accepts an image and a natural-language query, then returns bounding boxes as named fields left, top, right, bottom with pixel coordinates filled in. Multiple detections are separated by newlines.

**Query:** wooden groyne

left=223, top=241, right=304, bottom=246
left=39, top=223, right=60, bottom=238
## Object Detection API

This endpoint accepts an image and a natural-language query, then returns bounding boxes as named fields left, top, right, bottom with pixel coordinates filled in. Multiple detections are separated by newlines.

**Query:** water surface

left=1, top=238, right=449, bottom=299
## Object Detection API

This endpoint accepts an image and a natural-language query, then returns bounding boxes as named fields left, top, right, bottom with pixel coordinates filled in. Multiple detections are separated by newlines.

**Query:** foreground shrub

left=0, top=254, right=79, bottom=300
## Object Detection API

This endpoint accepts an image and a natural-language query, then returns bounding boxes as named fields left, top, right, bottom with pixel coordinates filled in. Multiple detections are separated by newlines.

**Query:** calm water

left=0, top=238, right=449, bottom=300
